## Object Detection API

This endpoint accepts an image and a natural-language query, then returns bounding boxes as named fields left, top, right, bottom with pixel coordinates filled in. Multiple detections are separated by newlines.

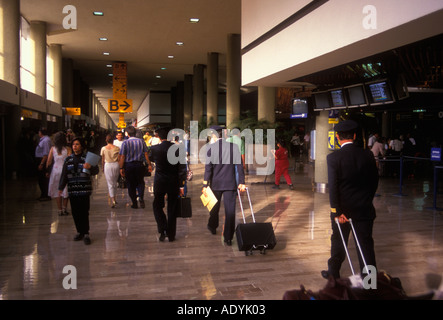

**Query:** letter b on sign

left=62, top=265, right=77, bottom=290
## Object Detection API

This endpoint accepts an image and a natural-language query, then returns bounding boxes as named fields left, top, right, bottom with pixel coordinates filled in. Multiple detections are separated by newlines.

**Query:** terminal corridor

left=1, top=163, right=442, bottom=300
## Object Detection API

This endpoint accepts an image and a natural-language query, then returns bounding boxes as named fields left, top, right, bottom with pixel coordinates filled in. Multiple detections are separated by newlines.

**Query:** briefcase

left=176, top=196, right=192, bottom=218
left=235, top=188, right=276, bottom=255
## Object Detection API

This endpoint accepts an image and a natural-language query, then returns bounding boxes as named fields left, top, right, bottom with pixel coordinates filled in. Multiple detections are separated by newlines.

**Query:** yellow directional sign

left=108, top=99, right=133, bottom=113
left=66, top=107, right=81, bottom=115
left=113, top=62, right=127, bottom=99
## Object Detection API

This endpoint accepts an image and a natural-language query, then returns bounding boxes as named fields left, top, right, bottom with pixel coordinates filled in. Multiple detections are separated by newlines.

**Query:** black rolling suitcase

left=235, top=188, right=276, bottom=255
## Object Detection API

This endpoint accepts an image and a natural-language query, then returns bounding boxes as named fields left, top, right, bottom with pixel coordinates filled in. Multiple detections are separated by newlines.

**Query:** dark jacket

left=59, top=153, right=99, bottom=197
left=204, top=139, right=245, bottom=191
left=149, top=141, right=187, bottom=193
left=327, top=143, right=378, bottom=221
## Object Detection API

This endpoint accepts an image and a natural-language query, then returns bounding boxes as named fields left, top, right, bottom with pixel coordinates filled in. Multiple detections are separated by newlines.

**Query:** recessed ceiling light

left=156, top=75, right=161, bottom=79
left=168, top=55, right=174, bottom=59
left=103, top=52, right=110, bottom=56
left=106, top=64, right=112, bottom=68
left=176, top=41, right=184, bottom=46
left=108, top=73, right=113, bottom=77
left=93, top=11, right=104, bottom=16
left=161, top=67, right=167, bottom=70
left=189, top=18, right=200, bottom=23
left=99, top=37, right=108, bottom=41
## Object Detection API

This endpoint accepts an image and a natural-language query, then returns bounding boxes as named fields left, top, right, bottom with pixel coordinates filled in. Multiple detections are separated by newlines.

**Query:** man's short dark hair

left=156, top=127, right=170, bottom=140
left=337, top=131, right=355, bottom=140
left=126, top=126, right=136, bottom=137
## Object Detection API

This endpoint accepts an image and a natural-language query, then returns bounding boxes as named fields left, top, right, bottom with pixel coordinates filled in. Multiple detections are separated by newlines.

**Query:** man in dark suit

left=150, top=127, right=187, bottom=242
left=322, top=120, right=379, bottom=279
left=202, top=125, right=246, bottom=245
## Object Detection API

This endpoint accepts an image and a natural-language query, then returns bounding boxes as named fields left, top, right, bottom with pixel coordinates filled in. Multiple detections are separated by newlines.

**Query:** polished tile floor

left=1, top=161, right=443, bottom=300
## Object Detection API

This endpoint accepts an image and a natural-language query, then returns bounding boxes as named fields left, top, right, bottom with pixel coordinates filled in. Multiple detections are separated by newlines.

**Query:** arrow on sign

left=120, top=100, right=131, bottom=111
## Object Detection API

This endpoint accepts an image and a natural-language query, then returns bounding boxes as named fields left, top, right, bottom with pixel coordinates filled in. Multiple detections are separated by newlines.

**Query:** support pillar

left=30, top=21, right=47, bottom=99
left=49, top=44, right=62, bottom=104
left=258, top=86, right=275, bottom=124
left=0, top=0, right=20, bottom=86
left=207, top=52, right=219, bottom=126
left=192, top=64, right=205, bottom=123
left=314, top=110, right=330, bottom=193
left=183, top=74, right=193, bottom=129
left=226, top=34, right=241, bottom=127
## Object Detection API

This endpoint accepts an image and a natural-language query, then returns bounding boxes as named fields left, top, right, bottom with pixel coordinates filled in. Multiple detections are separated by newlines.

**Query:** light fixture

left=168, top=55, right=174, bottom=59
left=156, top=75, right=161, bottom=79
left=103, top=52, right=110, bottom=56
left=189, top=18, right=199, bottom=23
left=176, top=41, right=184, bottom=46
left=161, top=67, right=167, bottom=70
left=93, top=11, right=104, bottom=16
left=106, top=64, right=112, bottom=68
left=108, top=73, right=113, bottom=77
left=99, top=37, right=108, bottom=41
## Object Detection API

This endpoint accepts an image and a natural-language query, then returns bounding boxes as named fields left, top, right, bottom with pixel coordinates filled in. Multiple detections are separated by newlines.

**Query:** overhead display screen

left=330, top=89, right=346, bottom=107
left=368, top=81, right=393, bottom=103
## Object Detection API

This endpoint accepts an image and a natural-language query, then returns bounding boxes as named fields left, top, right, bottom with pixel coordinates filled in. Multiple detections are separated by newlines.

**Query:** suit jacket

left=204, top=139, right=245, bottom=191
left=150, top=141, right=187, bottom=193
left=327, top=143, right=379, bottom=221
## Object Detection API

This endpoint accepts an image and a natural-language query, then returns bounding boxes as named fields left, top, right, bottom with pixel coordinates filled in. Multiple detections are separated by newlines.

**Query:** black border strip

left=241, top=0, right=329, bottom=55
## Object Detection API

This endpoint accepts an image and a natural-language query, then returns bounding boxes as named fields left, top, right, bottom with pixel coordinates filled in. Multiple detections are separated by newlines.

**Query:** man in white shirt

left=35, top=128, right=52, bottom=201
left=113, top=131, right=124, bottom=148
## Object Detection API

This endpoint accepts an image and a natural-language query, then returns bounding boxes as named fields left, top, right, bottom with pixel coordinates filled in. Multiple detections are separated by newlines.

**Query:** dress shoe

left=131, top=203, right=138, bottom=209
left=73, top=233, right=84, bottom=241
left=139, top=200, right=145, bottom=208
left=159, top=232, right=166, bottom=242
left=289, top=184, right=294, bottom=190
left=83, top=234, right=91, bottom=245
left=224, top=239, right=232, bottom=246
left=207, top=225, right=216, bottom=235
left=168, top=237, right=175, bottom=242
left=272, top=185, right=280, bottom=189
left=321, top=270, right=331, bottom=279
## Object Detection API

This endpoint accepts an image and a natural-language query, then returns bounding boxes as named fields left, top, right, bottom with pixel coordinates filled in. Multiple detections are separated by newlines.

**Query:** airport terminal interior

left=1, top=0, right=443, bottom=301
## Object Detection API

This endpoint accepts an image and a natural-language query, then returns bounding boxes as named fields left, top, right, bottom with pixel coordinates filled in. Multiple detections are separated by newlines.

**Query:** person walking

left=119, top=126, right=152, bottom=209
left=150, top=127, right=187, bottom=242
left=59, top=137, right=99, bottom=245
left=271, top=141, right=294, bottom=190
left=203, top=125, right=246, bottom=246
left=101, top=134, right=121, bottom=208
left=322, top=120, right=379, bottom=280
left=35, top=128, right=52, bottom=201
left=46, top=131, right=71, bottom=215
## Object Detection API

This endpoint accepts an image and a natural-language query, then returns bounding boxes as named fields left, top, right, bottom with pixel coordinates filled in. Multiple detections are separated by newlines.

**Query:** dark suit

left=326, top=142, right=379, bottom=278
left=204, top=139, right=245, bottom=241
left=150, top=141, right=187, bottom=240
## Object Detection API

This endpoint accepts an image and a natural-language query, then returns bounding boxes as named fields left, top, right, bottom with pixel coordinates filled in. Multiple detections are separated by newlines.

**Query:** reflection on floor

left=1, top=161, right=442, bottom=300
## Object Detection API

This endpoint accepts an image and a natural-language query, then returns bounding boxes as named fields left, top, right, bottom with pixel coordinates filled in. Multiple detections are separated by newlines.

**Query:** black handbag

left=117, top=175, right=127, bottom=189
left=176, top=196, right=192, bottom=218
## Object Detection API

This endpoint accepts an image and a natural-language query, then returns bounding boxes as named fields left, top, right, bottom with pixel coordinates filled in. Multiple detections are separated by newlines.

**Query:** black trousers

left=328, top=216, right=376, bottom=279
left=208, top=190, right=236, bottom=241
left=125, top=161, right=145, bottom=205
left=153, top=189, right=178, bottom=239
left=70, top=195, right=90, bottom=235
left=36, top=157, right=49, bottom=198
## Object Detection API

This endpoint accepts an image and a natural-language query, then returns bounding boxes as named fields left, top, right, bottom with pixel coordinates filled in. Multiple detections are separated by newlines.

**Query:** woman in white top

left=47, top=131, right=72, bottom=215
left=101, top=134, right=121, bottom=207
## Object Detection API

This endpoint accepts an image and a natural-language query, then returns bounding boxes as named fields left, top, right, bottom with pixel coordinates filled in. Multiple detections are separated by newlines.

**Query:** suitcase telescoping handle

left=237, top=187, right=256, bottom=224
left=334, top=218, right=368, bottom=276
